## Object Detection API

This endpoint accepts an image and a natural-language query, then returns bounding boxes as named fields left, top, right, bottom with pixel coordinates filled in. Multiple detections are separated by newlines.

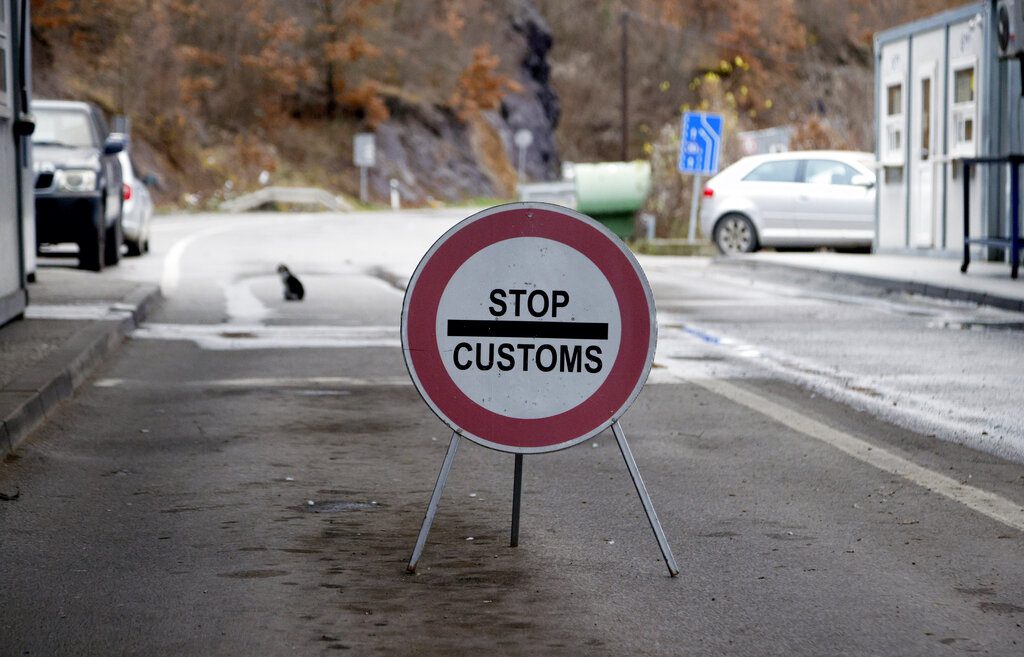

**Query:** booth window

left=884, top=82, right=904, bottom=163
left=0, top=6, right=8, bottom=117
left=951, top=65, right=976, bottom=155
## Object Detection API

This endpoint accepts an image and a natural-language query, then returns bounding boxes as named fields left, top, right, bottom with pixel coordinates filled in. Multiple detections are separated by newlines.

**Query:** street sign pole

left=359, top=167, right=368, bottom=205
left=407, top=432, right=461, bottom=574
left=612, top=421, right=679, bottom=576
left=687, top=174, right=701, bottom=242
left=511, top=454, right=523, bottom=547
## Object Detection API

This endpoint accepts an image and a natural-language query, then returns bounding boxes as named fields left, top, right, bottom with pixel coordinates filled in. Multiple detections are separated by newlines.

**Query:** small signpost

left=678, top=111, right=724, bottom=242
left=353, top=132, right=375, bottom=204
left=402, top=202, right=678, bottom=577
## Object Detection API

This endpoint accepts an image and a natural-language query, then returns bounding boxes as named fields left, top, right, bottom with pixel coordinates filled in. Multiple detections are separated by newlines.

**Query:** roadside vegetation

left=32, top=0, right=956, bottom=222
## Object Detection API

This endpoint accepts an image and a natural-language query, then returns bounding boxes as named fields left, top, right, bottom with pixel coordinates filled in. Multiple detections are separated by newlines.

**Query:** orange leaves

left=340, top=81, right=390, bottom=128
left=449, top=45, right=523, bottom=121
left=324, top=35, right=382, bottom=64
left=178, top=75, right=216, bottom=112
left=30, top=0, right=77, bottom=31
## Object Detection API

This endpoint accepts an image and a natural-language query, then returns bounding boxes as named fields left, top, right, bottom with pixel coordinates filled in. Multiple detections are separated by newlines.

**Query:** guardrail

left=220, top=187, right=354, bottom=213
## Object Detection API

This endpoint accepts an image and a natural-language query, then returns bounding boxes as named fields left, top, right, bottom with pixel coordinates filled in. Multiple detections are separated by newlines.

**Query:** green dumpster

left=573, top=161, right=651, bottom=239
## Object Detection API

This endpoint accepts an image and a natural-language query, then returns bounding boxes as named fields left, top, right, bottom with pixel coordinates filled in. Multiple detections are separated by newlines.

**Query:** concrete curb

left=0, top=283, right=162, bottom=457
left=712, top=258, right=1024, bottom=313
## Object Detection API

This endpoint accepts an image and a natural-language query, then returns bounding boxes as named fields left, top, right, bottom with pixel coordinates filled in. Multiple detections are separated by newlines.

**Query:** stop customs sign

left=402, top=203, right=656, bottom=453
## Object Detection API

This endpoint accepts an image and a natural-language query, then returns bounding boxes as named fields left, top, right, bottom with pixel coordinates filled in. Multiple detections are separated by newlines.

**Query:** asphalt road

left=2, top=209, right=1022, bottom=656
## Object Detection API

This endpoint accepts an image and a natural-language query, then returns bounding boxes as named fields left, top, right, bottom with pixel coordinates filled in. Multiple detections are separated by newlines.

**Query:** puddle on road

left=933, top=320, right=1024, bottom=332
left=295, top=500, right=380, bottom=513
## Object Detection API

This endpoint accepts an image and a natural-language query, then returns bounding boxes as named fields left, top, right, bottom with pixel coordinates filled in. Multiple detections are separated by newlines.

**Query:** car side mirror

left=14, top=112, right=35, bottom=137
left=851, top=174, right=875, bottom=189
left=103, top=134, right=126, bottom=155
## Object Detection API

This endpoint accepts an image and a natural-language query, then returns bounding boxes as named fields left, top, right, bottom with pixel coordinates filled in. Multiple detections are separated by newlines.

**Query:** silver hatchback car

left=700, top=151, right=876, bottom=254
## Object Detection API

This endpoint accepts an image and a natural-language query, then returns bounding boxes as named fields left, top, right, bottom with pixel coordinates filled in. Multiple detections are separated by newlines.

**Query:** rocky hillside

left=31, top=0, right=960, bottom=212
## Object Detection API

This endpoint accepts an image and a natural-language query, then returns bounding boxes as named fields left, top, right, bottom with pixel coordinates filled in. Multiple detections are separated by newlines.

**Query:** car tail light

left=702, top=186, right=714, bottom=198
left=123, top=183, right=132, bottom=201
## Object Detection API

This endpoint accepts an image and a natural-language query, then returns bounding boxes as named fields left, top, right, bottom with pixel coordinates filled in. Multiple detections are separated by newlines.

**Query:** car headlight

left=55, top=169, right=97, bottom=192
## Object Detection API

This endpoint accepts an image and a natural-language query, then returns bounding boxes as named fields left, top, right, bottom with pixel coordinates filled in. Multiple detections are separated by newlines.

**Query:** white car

left=700, top=151, right=876, bottom=254
left=117, top=150, right=154, bottom=256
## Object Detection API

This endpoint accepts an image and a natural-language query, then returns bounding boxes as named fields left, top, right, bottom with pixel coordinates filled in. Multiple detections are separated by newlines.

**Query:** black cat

left=277, top=264, right=305, bottom=301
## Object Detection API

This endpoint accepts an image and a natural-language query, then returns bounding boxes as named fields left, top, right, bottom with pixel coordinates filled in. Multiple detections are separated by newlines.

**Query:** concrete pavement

left=2, top=212, right=1023, bottom=655
left=709, top=252, right=1024, bottom=312
left=5, top=243, right=1023, bottom=462
left=0, top=267, right=160, bottom=457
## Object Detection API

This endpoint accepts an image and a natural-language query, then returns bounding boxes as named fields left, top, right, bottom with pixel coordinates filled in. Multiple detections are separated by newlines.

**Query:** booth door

left=910, top=65, right=938, bottom=248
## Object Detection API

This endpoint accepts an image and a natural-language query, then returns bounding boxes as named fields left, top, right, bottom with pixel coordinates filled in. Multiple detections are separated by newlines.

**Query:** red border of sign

left=401, top=203, right=656, bottom=453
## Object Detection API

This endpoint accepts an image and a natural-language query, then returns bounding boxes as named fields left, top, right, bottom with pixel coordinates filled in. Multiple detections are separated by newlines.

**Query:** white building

left=874, top=1, right=1022, bottom=269
left=0, top=0, right=33, bottom=326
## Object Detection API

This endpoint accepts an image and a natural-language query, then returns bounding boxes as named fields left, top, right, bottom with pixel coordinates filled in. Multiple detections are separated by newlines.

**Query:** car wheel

left=125, top=239, right=142, bottom=257
left=104, top=214, right=123, bottom=266
left=713, top=214, right=758, bottom=254
left=78, top=205, right=105, bottom=272
left=143, top=238, right=150, bottom=254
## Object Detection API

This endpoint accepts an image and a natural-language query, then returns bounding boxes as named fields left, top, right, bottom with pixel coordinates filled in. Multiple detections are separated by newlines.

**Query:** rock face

left=370, top=0, right=560, bottom=204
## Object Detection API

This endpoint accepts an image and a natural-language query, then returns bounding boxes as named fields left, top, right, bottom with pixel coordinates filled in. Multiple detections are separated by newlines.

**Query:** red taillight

left=123, top=183, right=132, bottom=201
left=702, top=186, right=714, bottom=198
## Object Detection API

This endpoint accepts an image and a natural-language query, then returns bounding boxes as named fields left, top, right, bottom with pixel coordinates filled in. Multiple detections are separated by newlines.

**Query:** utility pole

left=620, top=9, right=630, bottom=162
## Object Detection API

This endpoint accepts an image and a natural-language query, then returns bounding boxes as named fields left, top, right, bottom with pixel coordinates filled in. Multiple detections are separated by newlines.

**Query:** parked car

left=117, top=150, right=154, bottom=256
left=32, top=100, right=125, bottom=271
left=700, top=150, right=876, bottom=254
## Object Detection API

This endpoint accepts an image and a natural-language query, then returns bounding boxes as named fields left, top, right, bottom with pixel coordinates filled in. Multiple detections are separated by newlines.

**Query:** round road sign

left=402, top=202, right=656, bottom=453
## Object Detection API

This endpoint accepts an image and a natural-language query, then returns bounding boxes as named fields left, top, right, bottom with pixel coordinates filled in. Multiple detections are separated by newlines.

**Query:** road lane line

left=691, top=377, right=1024, bottom=534
left=161, top=221, right=275, bottom=296
left=131, top=323, right=400, bottom=349
left=94, top=376, right=411, bottom=388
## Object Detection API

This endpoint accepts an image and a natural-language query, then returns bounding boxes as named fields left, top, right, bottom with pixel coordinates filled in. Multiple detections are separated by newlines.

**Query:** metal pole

left=961, top=162, right=971, bottom=273
left=407, top=432, right=461, bottom=573
left=620, top=10, right=629, bottom=162
left=1011, top=161, right=1020, bottom=279
left=359, top=166, right=367, bottom=204
left=687, top=174, right=702, bottom=242
left=511, top=453, right=523, bottom=547
left=517, top=146, right=527, bottom=185
left=611, top=422, right=679, bottom=577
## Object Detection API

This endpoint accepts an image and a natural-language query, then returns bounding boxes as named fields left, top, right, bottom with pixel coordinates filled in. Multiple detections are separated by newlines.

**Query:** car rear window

left=742, top=160, right=799, bottom=183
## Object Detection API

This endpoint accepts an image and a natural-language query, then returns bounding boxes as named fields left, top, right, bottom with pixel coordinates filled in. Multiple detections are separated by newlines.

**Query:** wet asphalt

left=1, top=210, right=1022, bottom=656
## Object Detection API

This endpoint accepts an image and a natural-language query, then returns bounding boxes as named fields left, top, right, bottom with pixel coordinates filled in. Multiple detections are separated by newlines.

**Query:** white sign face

left=514, top=128, right=534, bottom=149
left=402, top=203, right=656, bottom=454
left=353, top=133, right=376, bottom=167
left=436, top=237, right=622, bottom=419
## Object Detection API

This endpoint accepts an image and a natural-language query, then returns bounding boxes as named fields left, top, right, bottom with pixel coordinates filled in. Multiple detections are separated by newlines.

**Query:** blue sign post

left=678, top=111, right=724, bottom=241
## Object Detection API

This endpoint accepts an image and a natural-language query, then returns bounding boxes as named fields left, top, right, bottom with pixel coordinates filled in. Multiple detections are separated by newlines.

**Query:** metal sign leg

left=611, top=422, right=680, bottom=577
left=511, top=454, right=523, bottom=547
left=406, top=432, right=461, bottom=573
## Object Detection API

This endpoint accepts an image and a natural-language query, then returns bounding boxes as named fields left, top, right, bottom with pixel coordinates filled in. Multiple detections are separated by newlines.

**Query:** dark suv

left=32, top=100, right=126, bottom=271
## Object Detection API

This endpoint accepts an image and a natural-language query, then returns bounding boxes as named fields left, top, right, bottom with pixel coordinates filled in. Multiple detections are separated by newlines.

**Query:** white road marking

left=25, top=304, right=134, bottom=320
left=161, top=222, right=261, bottom=296
left=94, top=375, right=411, bottom=388
left=222, top=279, right=272, bottom=324
left=132, top=323, right=399, bottom=350
left=691, top=376, right=1024, bottom=534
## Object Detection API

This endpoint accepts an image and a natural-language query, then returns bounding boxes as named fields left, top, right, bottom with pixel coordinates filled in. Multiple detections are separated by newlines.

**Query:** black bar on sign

left=447, top=319, right=608, bottom=340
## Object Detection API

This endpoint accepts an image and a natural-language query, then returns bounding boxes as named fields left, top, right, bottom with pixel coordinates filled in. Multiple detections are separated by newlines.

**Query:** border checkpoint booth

left=874, top=1, right=1024, bottom=276
left=0, top=0, right=33, bottom=327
